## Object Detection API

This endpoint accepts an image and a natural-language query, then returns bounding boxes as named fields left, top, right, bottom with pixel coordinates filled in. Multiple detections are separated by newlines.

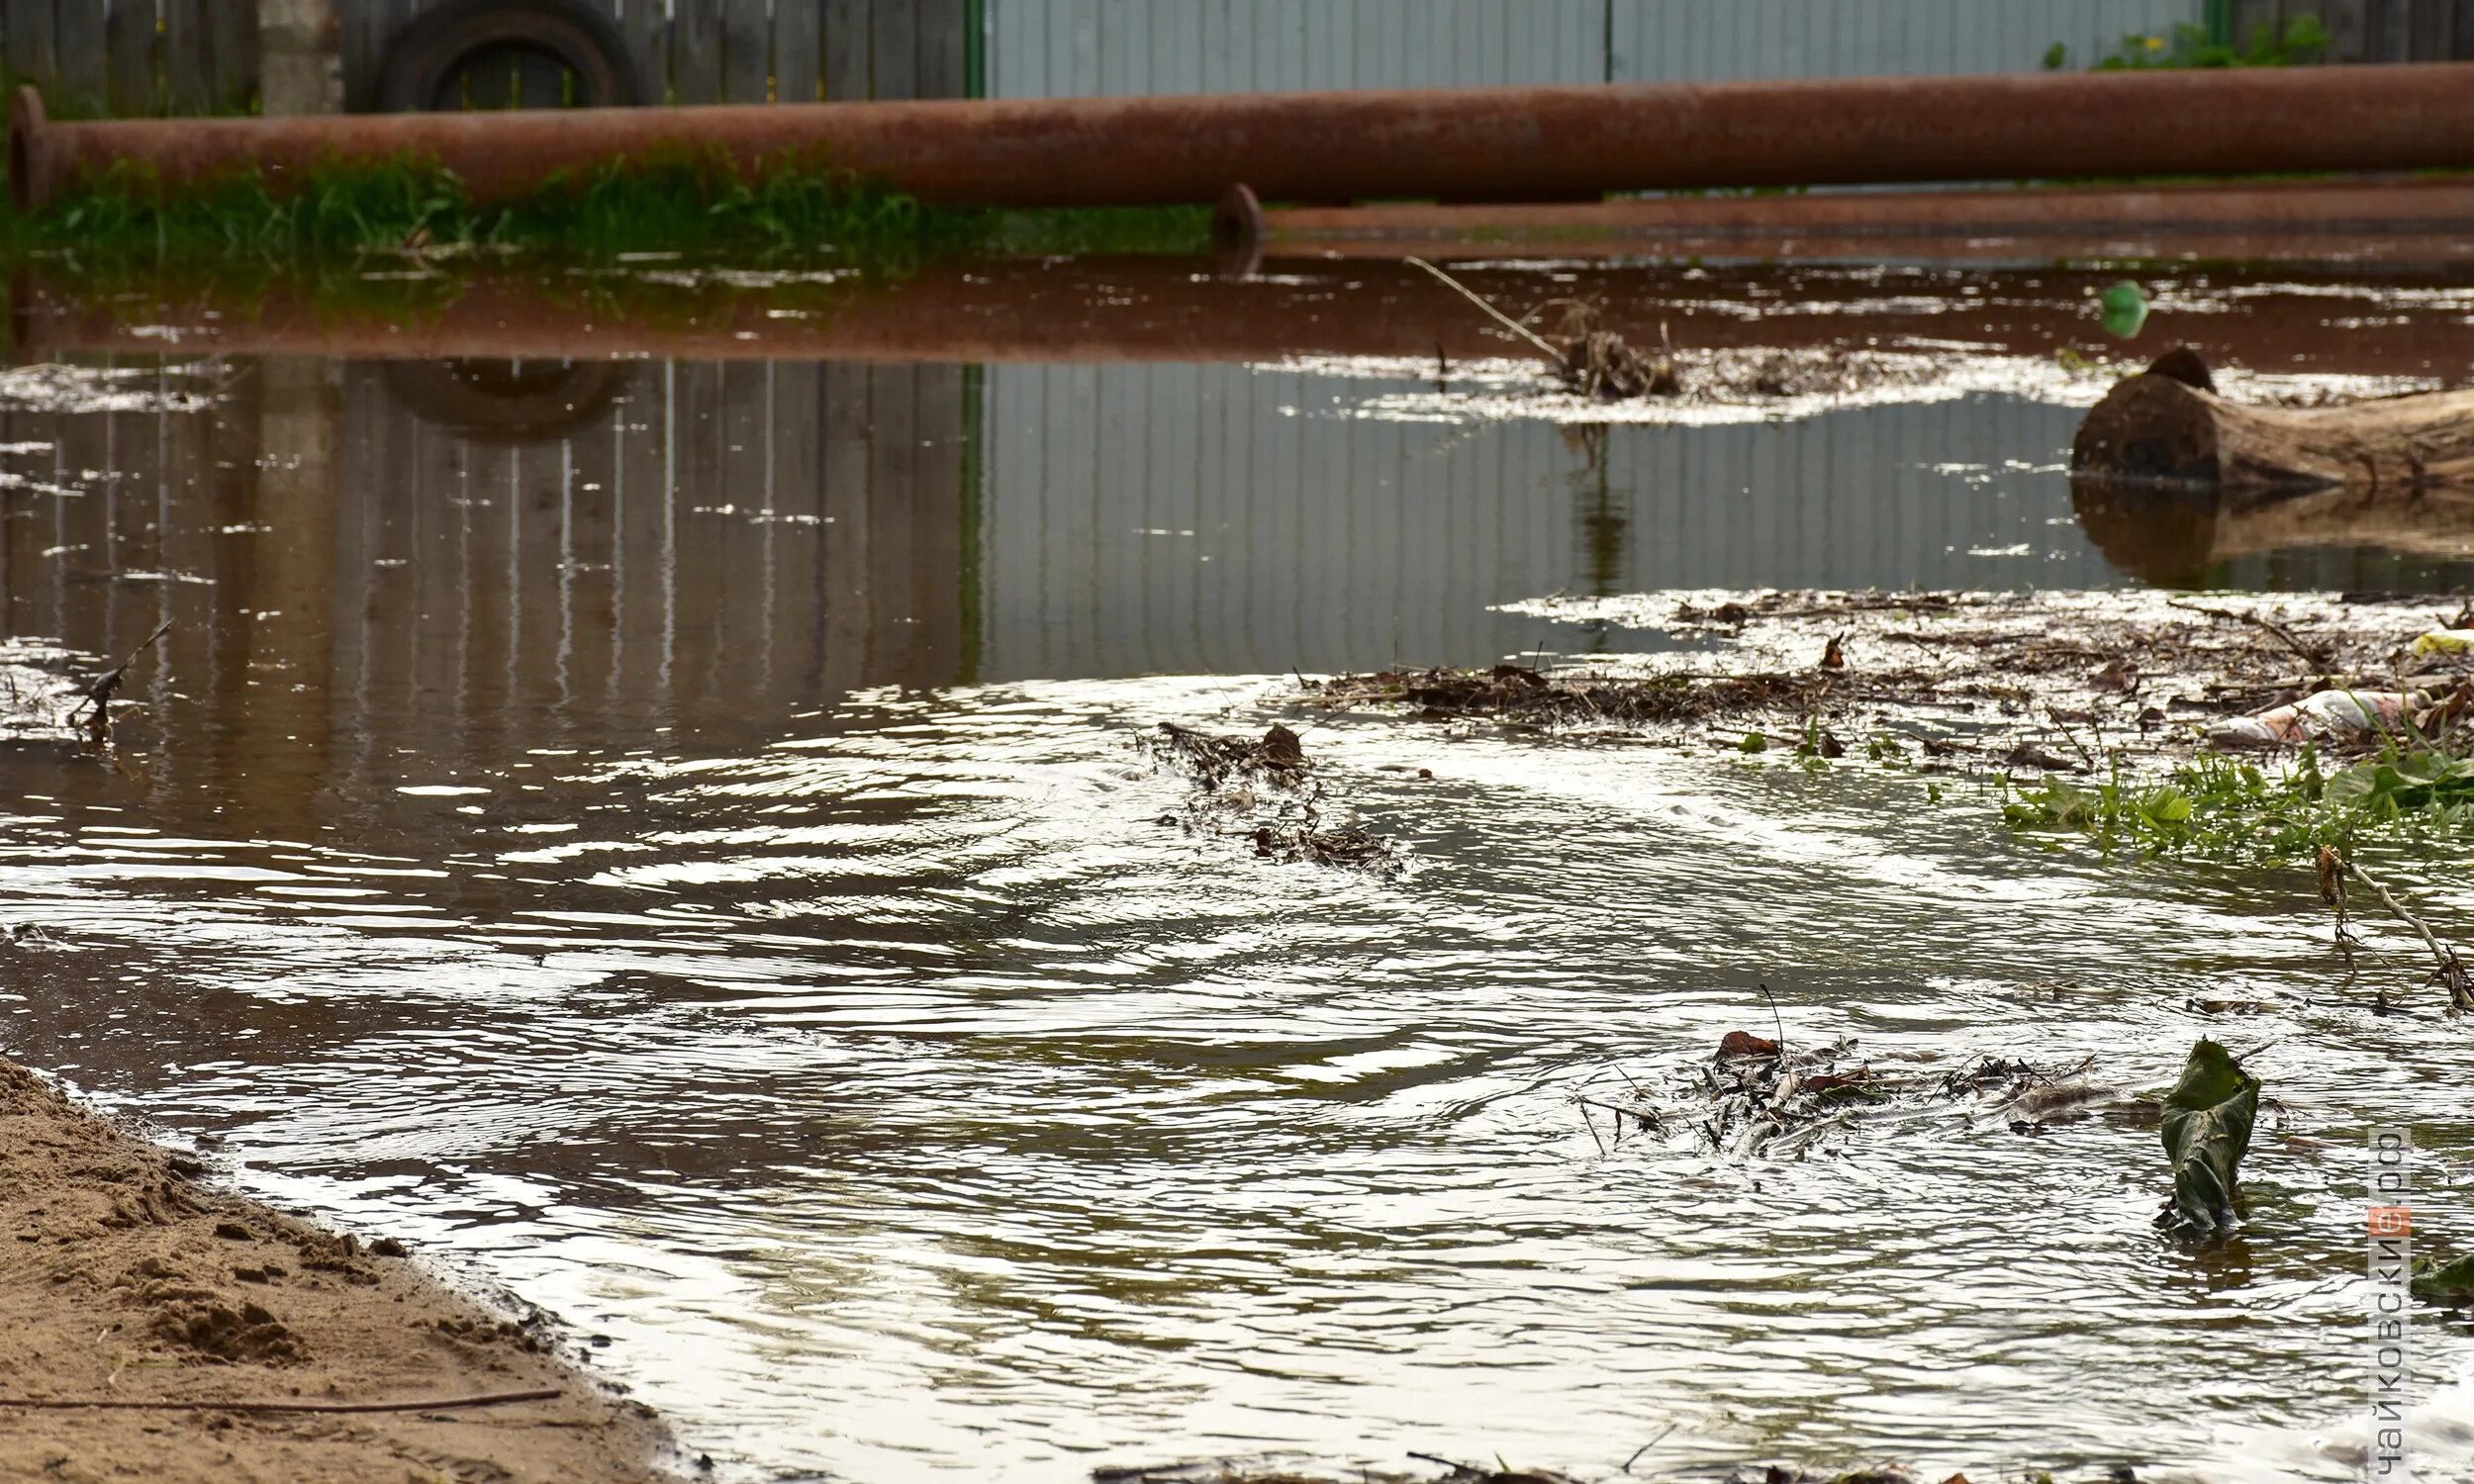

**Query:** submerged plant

left=2158, top=1038, right=2257, bottom=1235
left=2414, top=1253, right=2474, bottom=1307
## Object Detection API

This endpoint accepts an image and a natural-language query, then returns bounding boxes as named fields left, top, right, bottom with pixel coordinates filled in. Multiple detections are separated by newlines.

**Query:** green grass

left=0, top=150, right=1214, bottom=360
left=0, top=148, right=1211, bottom=274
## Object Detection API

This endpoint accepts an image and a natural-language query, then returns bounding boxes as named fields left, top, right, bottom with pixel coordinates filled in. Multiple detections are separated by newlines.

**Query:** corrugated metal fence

left=986, top=0, right=1608, bottom=96
left=1612, top=0, right=2199, bottom=82
left=985, top=0, right=2215, bottom=97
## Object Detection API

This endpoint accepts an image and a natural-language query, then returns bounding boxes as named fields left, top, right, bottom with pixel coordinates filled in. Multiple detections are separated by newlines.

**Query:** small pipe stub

left=1210, top=183, right=1267, bottom=280
left=9, top=86, right=52, bottom=216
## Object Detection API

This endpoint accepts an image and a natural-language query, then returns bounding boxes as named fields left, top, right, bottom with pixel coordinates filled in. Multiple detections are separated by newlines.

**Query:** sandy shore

left=0, top=1057, right=679, bottom=1483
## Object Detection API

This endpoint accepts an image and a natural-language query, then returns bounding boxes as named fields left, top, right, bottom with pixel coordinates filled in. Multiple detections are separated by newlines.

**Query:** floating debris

left=2208, top=688, right=2430, bottom=750
left=1317, top=589, right=2474, bottom=775
left=1407, top=256, right=1675, bottom=404
left=1143, top=722, right=1399, bottom=877
left=66, top=618, right=175, bottom=745
left=1577, top=1020, right=2117, bottom=1161
left=1254, top=822, right=1398, bottom=871
left=1149, top=720, right=1310, bottom=790
left=1307, top=663, right=1830, bottom=731
left=1095, top=1457, right=1953, bottom=1484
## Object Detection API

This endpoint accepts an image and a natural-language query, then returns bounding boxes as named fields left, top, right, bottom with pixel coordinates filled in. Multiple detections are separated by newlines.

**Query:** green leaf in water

left=2159, top=1038, right=2257, bottom=1233
left=2413, top=1253, right=2474, bottom=1307
left=2326, top=752, right=2474, bottom=814
left=2099, top=280, right=2150, bottom=340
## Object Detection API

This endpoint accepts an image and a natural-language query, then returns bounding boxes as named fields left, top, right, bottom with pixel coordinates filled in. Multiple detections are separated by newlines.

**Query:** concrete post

left=258, top=0, right=343, bottom=116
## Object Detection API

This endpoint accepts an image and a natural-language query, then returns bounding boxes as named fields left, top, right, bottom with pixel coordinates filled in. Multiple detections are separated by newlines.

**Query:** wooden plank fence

left=0, top=0, right=970, bottom=116
left=4, top=0, right=260, bottom=113
left=335, top=0, right=969, bottom=111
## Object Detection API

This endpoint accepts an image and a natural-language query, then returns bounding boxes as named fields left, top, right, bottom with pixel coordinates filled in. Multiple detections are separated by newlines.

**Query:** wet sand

left=0, top=1056, right=678, bottom=1483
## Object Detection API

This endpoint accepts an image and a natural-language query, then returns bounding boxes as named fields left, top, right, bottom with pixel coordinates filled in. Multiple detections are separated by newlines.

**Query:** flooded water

left=3, top=259, right=2473, bottom=1482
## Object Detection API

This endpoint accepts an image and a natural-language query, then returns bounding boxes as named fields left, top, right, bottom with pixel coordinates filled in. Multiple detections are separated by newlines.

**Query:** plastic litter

left=2206, top=689, right=2416, bottom=750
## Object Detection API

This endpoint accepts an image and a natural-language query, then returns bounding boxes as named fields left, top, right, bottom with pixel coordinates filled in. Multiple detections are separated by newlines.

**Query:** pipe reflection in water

left=25, top=257, right=2474, bottom=378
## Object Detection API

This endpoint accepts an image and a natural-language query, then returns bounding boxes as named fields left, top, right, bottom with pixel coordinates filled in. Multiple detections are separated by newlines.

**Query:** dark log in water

left=2072, top=349, right=2474, bottom=494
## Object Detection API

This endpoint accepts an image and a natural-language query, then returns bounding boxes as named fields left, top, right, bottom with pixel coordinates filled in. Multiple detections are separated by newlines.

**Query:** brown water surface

left=2, top=259, right=2471, bottom=1482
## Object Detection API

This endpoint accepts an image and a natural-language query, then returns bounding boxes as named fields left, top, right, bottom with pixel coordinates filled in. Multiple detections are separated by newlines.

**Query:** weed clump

left=1, top=151, right=1211, bottom=274
left=2044, top=14, right=2331, bottom=70
left=2005, top=729, right=2474, bottom=860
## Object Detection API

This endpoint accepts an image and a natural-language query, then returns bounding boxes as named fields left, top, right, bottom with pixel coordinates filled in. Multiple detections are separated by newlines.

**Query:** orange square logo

left=2369, top=1206, right=2413, bottom=1237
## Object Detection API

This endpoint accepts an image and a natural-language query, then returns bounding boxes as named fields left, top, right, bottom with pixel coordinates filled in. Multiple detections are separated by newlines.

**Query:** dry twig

left=65, top=618, right=176, bottom=737
left=1403, top=256, right=1566, bottom=362
left=0, top=1386, right=560, bottom=1415
left=2166, top=600, right=2322, bottom=666
left=2326, top=845, right=2474, bottom=1013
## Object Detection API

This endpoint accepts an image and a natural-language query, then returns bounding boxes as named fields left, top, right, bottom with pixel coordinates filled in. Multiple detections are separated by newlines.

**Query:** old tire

left=375, top=0, right=645, bottom=113
left=381, top=358, right=635, bottom=445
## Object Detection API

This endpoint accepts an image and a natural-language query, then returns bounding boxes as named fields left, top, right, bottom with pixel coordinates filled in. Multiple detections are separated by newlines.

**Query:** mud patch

left=132, top=1266, right=304, bottom=1363
left=0, top=1056, right=673, bottom=1481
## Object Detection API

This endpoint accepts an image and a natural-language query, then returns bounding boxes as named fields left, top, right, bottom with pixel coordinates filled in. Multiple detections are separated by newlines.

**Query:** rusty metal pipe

left=17, top=63, right=2474, bottom=216
left=1245, top=177, right=2474, bottom=247
left=1226, top=177, right=2474, bottom=266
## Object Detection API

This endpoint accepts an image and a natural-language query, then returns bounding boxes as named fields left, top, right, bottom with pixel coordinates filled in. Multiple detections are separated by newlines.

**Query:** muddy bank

left=0, top=1057, right=677, bottom=1483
